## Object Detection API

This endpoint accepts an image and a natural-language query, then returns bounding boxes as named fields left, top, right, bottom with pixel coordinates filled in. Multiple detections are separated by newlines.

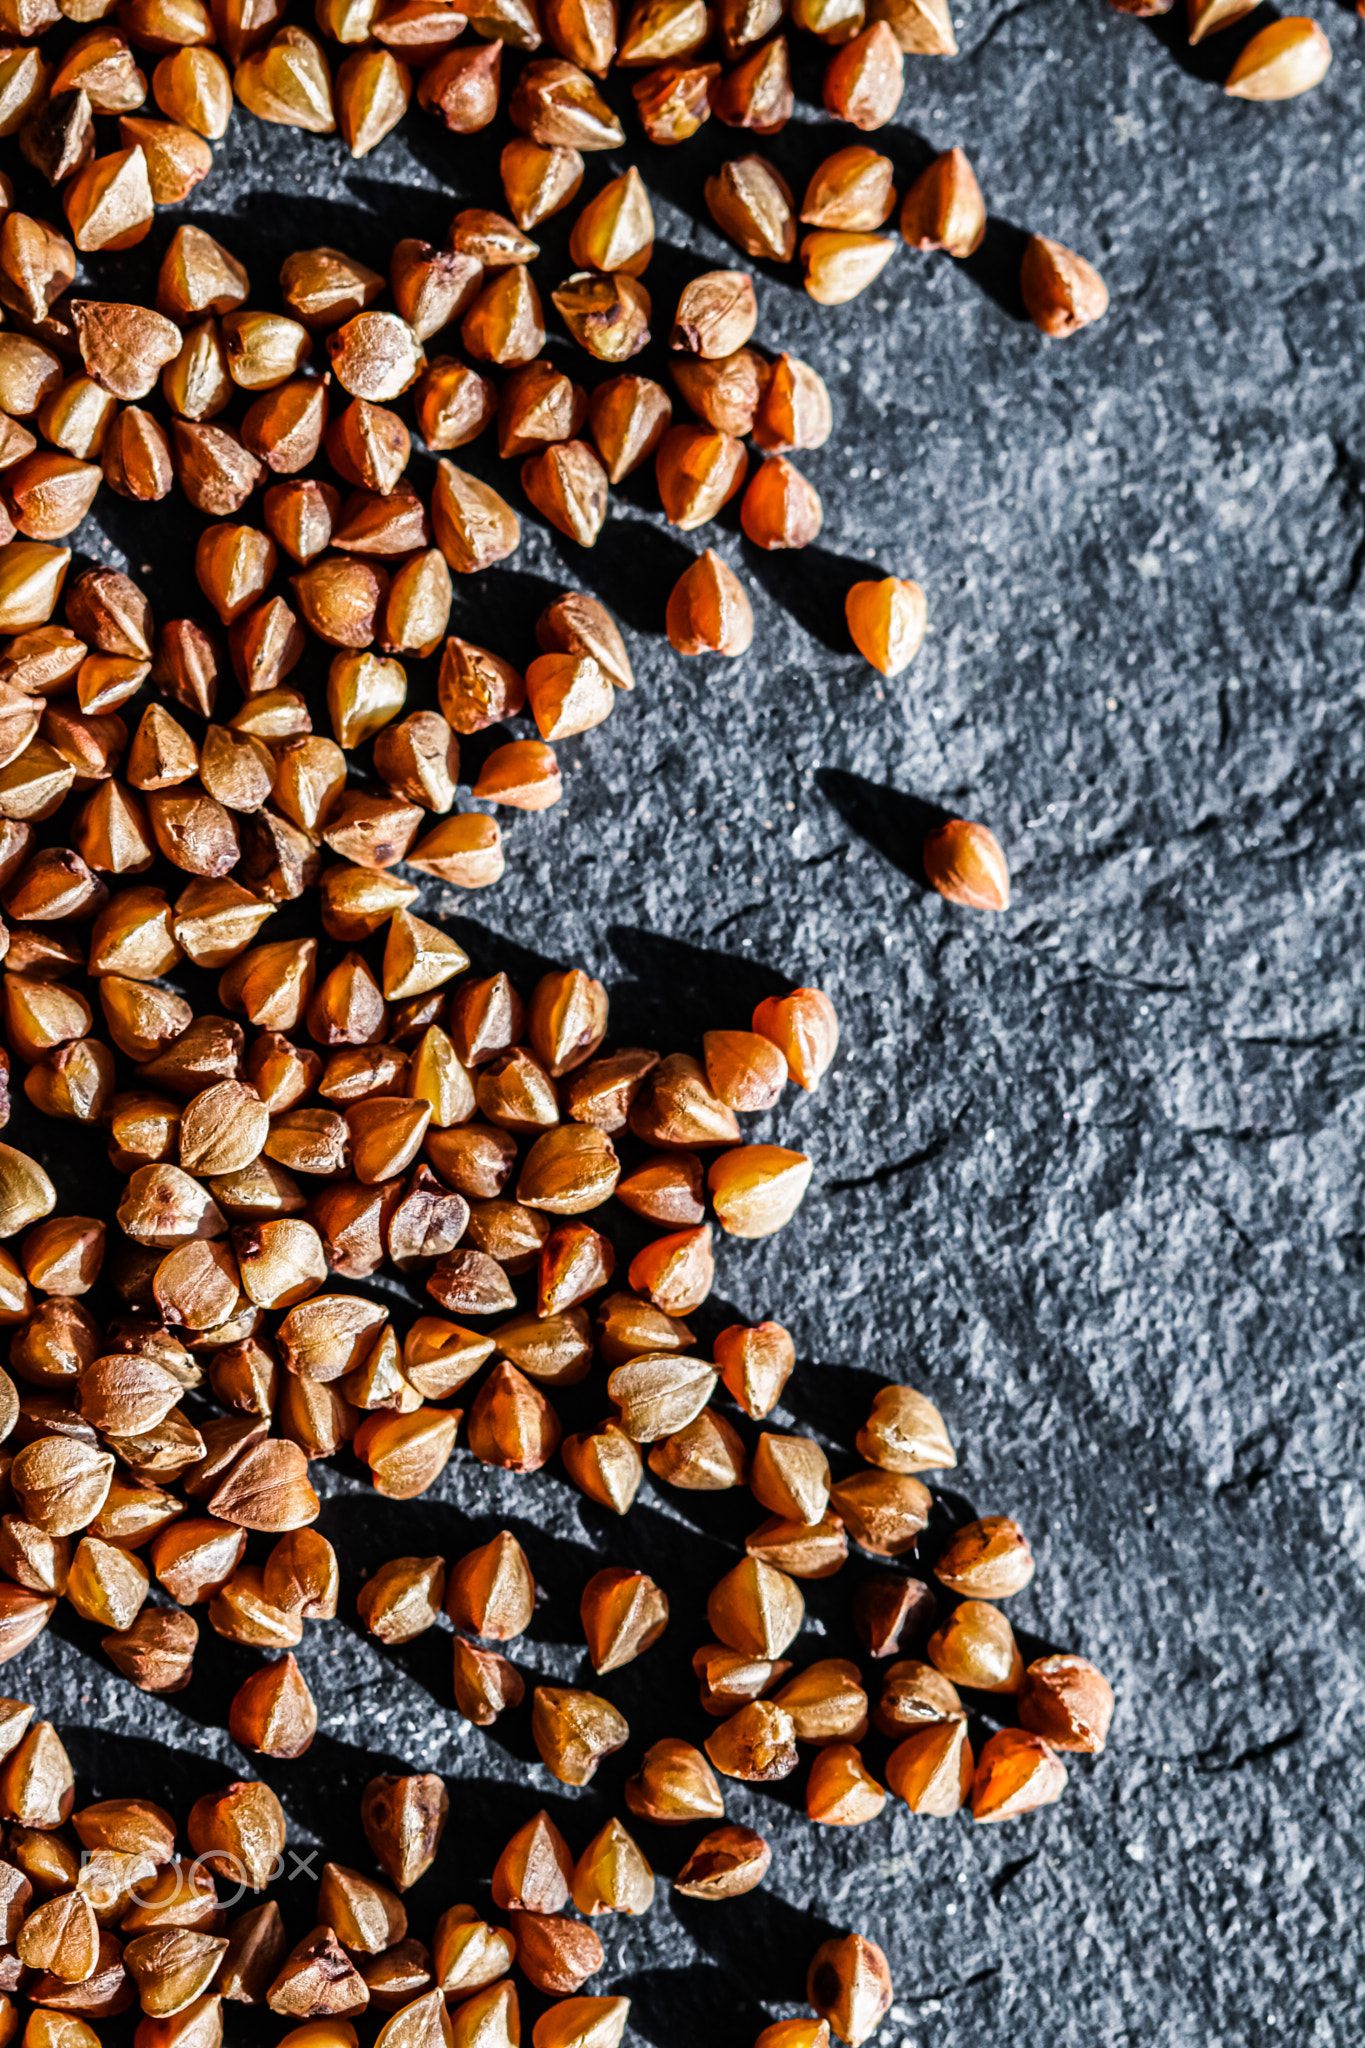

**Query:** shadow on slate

left=394, top=102, right=512, bottom=214
left=57, top=1722, right=232, bottom=1816
left=1012, top=1617, right=1071, bottom=1667
left=547, top=516, right=698, bottom=637
left=923, top=1484, right=985, bottom=1542
left=609, top=1959, right=767, bottom=2048
left=776, top=1357, right=891, bottom=1450
left=351, top=171, right=476, bottom=249
left=959, top=216, right=1034, bottom=324
left=55, top=1717, right=409, bottom=1921
left=440, top=716, right=519, bottom=788
left=740, top=539, right=880, bottom=652
left=619, top=1463, right=771, bottom=1562
left=685, top=1287, right=755, bottom=1359
left=608, top=449, right=675, bottom=521
left=615, top=115, right=781, bottom=280
left=448, top=564, right=564, bottom=670
left=874, top=123, right=948, bottom=193
left=815, top=768, right=950, bottom=888
left=186, top=192, right=396, bottom=279
left=536, top=509, right=696, bottom=632
left=785, top=24, right=847, bottom=120
left=649, top=236, right=730, bottom=333
left=674, top=1883, right=843, bottom=2006
left=605, top=923, right=790, bottom=1046
left=366, top=1612, right=458, bottom=1721
left=1142, top=0, right=1278, bottom=83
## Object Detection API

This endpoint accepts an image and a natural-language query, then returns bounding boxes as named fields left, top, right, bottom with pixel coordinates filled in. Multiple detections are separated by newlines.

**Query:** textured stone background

left=9, top=0, right=1365, bottom=2039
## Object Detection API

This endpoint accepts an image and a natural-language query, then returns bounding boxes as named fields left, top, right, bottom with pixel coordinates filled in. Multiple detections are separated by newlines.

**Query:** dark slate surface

left=6, top=0, right=1365, bottom=2040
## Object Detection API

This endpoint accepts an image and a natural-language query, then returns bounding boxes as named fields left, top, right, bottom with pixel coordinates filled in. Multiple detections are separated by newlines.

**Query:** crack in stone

left=1186, top=1125, right=1300, bottom=1143
left=960, top=0, right=1051, bottom=59
left=1070, top=969, right=1193, bottom=997
left=989, top=1852, right=1040, bottom=1902
left=827, top=1113, right=967, bottom=1193
left=1234, top=1030, right=1360, bottom=1051
left=898, top=1963, right=1004, bottom=2006
left=704, top=899, right=768, bottom=937
left=1328, top=438, right=1365, bottom=600
left=1130, top=1726, right=1305, bottom=1774
left=1207, top=1203, right=1258, bottom=1255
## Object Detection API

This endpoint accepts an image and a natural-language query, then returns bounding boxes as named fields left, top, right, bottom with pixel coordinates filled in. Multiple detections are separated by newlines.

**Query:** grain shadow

left=538, top=512, right=696, bottom=636
left=958, top=215, right=1032, bottom=323
left=605, top=923, right=789, bottom=1047
left=370, top=104, right=512, bottom=218
left=610, top=1961, right=770, bottom=2048
left=815, top=768, right=950, bottom=889
left=1142, top=0, right=1279, bottom=83
left=738, top=539, right=873, bottom=653
left=188, top=191, right=397, bottom=287
left=776, top=1358, right=887, bottom=1447
left=446, top=563, right=566, bottom=670
left=671, top=1885, right=843, bottom=2009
